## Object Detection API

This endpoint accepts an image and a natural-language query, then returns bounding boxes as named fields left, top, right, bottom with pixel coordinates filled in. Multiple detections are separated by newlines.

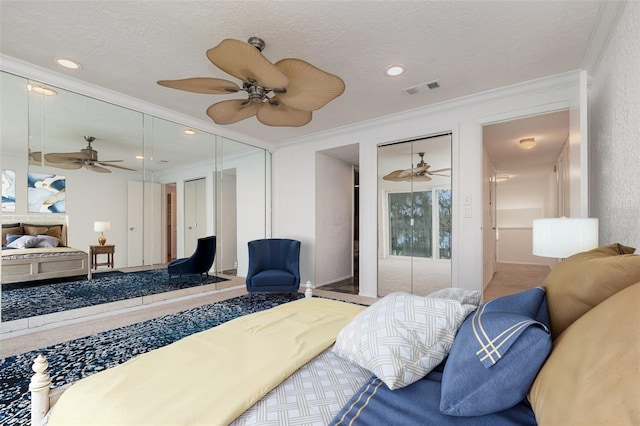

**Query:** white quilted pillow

left=333, top=291, right=478, bottom=390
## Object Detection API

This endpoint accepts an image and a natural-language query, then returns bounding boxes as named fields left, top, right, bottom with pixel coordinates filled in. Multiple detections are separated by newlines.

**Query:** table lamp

left=94, top=221, right=111, bottom=246
left=533, top=218, right=598, bottom=259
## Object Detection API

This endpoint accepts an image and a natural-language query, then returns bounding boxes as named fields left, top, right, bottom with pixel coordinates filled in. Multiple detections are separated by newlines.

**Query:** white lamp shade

left=94, top=221, right=111, bottom=232
left=533, top=218, right=598, bottom=258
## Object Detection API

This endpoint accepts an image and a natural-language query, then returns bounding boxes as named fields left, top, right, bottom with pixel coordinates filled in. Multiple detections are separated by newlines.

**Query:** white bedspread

left=48, top=297, right=365, bottom=426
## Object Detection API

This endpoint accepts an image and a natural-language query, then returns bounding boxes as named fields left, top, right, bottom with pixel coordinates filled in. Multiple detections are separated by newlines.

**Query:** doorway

left=314, top=144, right=360, bottom=294
left=482, top=110, right=569, bottom=290
left=165, top=183, right=177, bottom=262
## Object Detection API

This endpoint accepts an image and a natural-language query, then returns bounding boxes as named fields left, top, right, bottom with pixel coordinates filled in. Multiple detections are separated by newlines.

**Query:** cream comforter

left=48, top=297, right=365, bottom=426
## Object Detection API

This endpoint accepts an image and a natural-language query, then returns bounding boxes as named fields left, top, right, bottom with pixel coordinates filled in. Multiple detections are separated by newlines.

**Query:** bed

left=1, top=219, right=88, bottom=285
left=26, top=286, right=546, bottom=426
left=25, top=244, right=640, bottom=426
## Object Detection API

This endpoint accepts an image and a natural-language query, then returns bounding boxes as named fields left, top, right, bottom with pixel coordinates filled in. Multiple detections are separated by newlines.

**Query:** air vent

left=403, top=80, right=440, bottom=95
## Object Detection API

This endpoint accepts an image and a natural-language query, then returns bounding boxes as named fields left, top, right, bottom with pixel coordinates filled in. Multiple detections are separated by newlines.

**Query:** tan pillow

left=543, top=243, right=640, bottom=338
left=529, top=282, right=640, bottom=426
left=2, top=225, right=23, bottom=246
left=23, top=224, right=63, bottom=241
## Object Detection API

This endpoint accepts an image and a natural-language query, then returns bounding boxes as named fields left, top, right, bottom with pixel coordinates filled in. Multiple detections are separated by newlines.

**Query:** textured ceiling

left=0, top=0, right=606, bottom=146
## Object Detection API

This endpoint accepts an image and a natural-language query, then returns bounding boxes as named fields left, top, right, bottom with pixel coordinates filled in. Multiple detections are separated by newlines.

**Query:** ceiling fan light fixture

left=385, top=65, right=404, bottom=77
left=27, top=83, right=57, bottom=96
left=519, top=137, right=536, bottom=149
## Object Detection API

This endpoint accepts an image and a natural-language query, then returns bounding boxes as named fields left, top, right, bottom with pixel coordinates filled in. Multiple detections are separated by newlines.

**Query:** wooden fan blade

left=206, top=99, right=261, bottom=125
left=157, top=77, right=240, bottom=94
left=97, top=160, right=124, bottom=163
left=97, top=162, right=137, bottom=171
left=274, top=58, right=345, bottom=111
left=29, top=151, right=42, bottom=164
left=206, top=39, right=289, bottom=89
left=428, top=168, right=452, bottom=173
left=48, top=162, right=82, bottom=170
left=45, top=152, right=87, bottom=162
left=84, top=164, right=111, bottom=173
left=257, top=99, right=312, bottom=127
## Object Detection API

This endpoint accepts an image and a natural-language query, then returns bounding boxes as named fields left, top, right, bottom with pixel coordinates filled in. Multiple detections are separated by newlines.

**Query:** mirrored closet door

left=377, top=134, right=453, bottom=296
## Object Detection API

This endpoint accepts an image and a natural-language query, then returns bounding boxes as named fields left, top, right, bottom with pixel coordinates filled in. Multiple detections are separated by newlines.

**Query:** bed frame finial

left=30, top=354, right=51, bottom=426
left=304, top=281, right=314, bottom=298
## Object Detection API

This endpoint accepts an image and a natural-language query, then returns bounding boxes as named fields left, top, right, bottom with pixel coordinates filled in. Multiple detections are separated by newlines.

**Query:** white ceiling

left=0, top=0, right=608, bottom=148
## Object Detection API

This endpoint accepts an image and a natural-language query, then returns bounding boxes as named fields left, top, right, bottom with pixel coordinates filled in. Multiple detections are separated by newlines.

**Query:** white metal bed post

left=30, top=355, right=51, bottom=426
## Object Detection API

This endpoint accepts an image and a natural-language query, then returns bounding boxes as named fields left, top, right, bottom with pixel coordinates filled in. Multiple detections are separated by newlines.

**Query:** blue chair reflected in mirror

left=246, top=238, right=301, bottom=300
left=168, top=236, right=216, bottom=283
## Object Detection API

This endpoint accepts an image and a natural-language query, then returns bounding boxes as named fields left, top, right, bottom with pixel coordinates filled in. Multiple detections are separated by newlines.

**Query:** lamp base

left=98, top=233, right=106, bottom=246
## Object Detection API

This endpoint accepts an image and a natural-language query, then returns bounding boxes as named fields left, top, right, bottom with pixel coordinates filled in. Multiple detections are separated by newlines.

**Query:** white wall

left=315, top=153, right=353, bottom=286
left=273, top=72, right=581, bottom=296
left=589, top=1, right=640, bottom=251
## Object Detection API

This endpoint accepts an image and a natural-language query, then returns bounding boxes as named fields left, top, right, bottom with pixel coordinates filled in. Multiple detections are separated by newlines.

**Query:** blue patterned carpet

left=1, top=269, right=228, bottom=321
left=0, top=293, right=301, bottom=426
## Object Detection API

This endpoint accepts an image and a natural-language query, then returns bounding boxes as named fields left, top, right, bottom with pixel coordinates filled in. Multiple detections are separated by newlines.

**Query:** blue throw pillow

left=439, top=287, right=552, bottom=416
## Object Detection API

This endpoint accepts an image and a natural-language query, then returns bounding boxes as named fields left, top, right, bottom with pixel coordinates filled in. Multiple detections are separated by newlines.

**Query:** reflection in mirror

left=1, top=70, right=271, bottom=326
left=377, top=134, right=452, bottom=296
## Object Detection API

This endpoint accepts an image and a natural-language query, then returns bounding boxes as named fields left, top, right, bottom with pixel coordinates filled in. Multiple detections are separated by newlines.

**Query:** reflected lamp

left=533, top=218, right=598, bottom=259
left=94, top=221, right=111, bottom=246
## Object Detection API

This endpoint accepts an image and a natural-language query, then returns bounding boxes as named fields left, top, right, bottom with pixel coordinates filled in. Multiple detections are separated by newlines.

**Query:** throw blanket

left=48, top=297, right=364, bottom=426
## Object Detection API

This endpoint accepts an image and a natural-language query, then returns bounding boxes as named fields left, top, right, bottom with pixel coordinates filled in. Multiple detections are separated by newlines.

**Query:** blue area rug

left=0, top=292, right=301, bottom=426
left=1, top=269, right=228, bottom=321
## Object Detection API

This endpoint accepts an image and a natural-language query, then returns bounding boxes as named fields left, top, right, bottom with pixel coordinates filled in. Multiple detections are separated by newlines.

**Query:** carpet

left=1, top=269, right=229, bottom=321
left=0, top=292, right=301, bottom=426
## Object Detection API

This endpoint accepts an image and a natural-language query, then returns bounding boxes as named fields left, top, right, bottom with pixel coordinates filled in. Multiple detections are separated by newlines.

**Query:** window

left=388, top=188, right=451, bottom=259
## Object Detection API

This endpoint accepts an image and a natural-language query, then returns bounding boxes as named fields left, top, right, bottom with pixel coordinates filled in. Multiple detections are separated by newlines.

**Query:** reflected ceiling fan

left=157, top=36, right=345, bottom=127
left=31, top=136, right=137, bottom=174
left=383, top=152, right=451, bottom=182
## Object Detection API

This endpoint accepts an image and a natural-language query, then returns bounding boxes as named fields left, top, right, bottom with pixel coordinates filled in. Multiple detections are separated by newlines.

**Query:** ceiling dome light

left=519, top=137, right=536, bottom=149
left=183, top=129, right=196, bottom=135
left=56, top=57, right=81, bottom=69
left=27, top=83, right=57, bottom=96
left=385, top=65, right=404, bottom=76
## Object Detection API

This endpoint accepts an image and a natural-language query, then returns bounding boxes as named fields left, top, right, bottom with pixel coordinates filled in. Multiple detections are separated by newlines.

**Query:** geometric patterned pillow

left=333, top=292, right=478, bottom=390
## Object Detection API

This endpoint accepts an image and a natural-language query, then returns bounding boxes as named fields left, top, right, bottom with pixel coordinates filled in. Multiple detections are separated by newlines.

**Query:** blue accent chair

left=246, top=238, right=301, bottom=299
left=168, top=235, right=216, bottom=283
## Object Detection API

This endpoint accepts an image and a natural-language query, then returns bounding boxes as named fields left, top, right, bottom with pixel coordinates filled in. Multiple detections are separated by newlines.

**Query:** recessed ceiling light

left=519, top=138, right=536, bottom=149
left=27, top=83, right=57, bottom=96
left=56, top=57, right=81, bottom=69
left=385, top=65, right=404, bottom=77
left=184, top=129, right=196, bottom=135
left=135, top=155, right=144, bottom=160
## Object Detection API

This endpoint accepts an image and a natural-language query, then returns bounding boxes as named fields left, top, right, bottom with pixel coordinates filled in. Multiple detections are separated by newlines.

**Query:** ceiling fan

left=157, top=36, right=345, bottom=127
left=383, top=152, right=451, bottom=182
left=31, top=136, right=137, bottom=174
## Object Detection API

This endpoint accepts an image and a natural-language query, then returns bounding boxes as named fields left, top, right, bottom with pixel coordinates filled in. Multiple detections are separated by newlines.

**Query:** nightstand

left=90, top=244, right=115, bottom=270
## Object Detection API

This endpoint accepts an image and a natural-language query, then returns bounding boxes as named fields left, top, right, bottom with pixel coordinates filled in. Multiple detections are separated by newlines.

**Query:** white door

left=127, top=181, right=143, bottom=266
left=144, top=181, right=162, bottom=265
left=184, top=178, right=206, bottom=256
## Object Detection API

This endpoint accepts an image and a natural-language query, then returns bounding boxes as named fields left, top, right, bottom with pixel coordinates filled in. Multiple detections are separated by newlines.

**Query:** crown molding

left=0, top=55, right=274, bottom=152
